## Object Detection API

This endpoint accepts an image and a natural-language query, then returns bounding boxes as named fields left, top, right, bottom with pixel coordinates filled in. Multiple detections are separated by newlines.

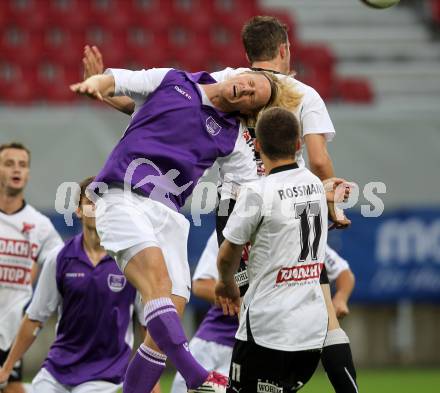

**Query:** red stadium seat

left=0, top=23, right=42, bottom=64
left=211, top=0, right=260, bottom=35
left=294, top=43, right=335, bottom=100
left=35, top=62, right=81, bottom=102
left=0, top=61, right=35, bottom=104
left=87, top=0, right=131, bottom=31
left=40, top=26, right=83, bottom=66
left=128, top=0, right=173, bottom=33
left=3, top=0, right=47, bottom=30
left=169, top=0, right=215, bottom=33
left=167, top=27, right=211, bottom=61
left=207, top=46, right=247, bottom=71
left=123, top=28, right=170, bottom=68
left=430, top=0, right=440, bottom=24
left=334, top=77, right=374, bottom=104
left=176, top=44, right=213, bottom=71
left=84, top=26, right=125, bottom=67
left=46, top=0, right=90, bottom=31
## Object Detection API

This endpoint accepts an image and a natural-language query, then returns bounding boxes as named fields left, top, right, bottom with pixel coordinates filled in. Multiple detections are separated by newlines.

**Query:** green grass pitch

left=154, top=368, right=440, bottom=393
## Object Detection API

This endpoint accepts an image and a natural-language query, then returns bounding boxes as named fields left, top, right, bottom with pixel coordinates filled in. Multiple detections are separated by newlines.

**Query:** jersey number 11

left=294, top=201, right=322, bottom=262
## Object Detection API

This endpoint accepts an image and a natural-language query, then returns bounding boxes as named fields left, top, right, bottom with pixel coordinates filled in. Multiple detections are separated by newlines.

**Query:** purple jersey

left=29, top=234, right=138, bottom=385
left=94, top=69, right=240, bottom=210
left=195, top=306, right=238, bottom=348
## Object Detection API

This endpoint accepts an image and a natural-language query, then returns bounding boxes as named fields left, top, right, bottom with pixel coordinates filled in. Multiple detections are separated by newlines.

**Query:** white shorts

left=170, top=337, right=233, bottom=393
left=32, top=368, right=121, bottom=393
left=96, top=188, right=191, bottom=301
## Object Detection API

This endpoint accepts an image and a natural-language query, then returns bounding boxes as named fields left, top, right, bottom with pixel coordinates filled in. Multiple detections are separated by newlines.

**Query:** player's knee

left=154, top=275, right=173, bottom=295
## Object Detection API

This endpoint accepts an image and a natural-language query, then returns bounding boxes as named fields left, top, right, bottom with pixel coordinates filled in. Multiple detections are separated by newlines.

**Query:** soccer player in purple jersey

left=0, top=177, right=145, bottom=393
left=69, top=68, right=292, bottom=393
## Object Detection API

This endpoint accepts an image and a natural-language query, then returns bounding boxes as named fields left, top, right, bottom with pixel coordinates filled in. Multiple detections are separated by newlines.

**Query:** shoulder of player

left=52, top=236, right=82, bottom=268
left=40, top=242, right=65, bottom=269
left=21, top=204, right=55, bottom=227
left=294, top=166, right=323, bottom=184
left=238, top=179, right=265, bottom=200
left=284, top=167, right=326, bottom=195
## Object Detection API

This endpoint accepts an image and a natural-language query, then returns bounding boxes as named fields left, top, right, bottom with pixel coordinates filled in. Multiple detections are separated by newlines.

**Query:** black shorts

left=0, top=348, right=22, bottom=383
left=227, top=339, right=321, bottom=393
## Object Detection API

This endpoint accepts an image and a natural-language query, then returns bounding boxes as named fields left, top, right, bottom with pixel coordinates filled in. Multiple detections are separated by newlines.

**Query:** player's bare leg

left=321, top=284, right=358, bottom=393
left=122, top=247, right=212, bottom=393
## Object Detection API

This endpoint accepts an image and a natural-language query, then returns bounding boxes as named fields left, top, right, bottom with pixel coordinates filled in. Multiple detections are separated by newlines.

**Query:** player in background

left=217, top=107, right=329, bottom=392
left=0, top=142, right=62, bottom=393
left=170, top=234, right=355, bottom=393
left=70, top=68, right=294, bottom=393
left=0, top=177, right=149, bottom=393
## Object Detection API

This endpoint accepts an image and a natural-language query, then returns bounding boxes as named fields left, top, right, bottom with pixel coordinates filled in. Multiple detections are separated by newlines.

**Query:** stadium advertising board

left=331, top=209, right=440, bottom=302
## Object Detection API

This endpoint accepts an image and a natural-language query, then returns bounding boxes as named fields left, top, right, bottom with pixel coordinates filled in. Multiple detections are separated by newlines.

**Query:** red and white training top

left=0, top=203, right=62, bottom=350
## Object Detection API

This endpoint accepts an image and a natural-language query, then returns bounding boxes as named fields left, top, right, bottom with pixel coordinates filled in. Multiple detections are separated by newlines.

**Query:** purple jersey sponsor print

left=43, top=234, right=137, bottom=385
left=95, top=70, right=240, bottom=210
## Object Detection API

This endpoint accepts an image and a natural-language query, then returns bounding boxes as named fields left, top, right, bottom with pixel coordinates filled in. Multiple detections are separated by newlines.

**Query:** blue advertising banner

left=329, top=209, right=440, bottom=303
left=50, top=208, right=440, bottom=304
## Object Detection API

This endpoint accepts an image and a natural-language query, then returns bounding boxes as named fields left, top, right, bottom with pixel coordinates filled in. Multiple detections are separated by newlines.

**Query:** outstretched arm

left=70, top=74, right=115, bottom=100
left=0, top=316, right=42, bottom=386
left=83, top=45, right=135, bottom=115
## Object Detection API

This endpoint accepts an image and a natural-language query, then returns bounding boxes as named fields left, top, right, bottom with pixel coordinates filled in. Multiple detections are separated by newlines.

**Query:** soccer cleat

left=188, top=371, right=229, bottom=393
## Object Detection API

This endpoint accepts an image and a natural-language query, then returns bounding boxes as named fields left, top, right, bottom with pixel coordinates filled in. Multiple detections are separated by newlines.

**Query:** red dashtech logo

left=0, top=264, right=32, bottom=285
left=0, top=238, right=38, bottom=260
left=22, top=222, right=36, bottom=234
left=276, top=262, right=324, bottom=284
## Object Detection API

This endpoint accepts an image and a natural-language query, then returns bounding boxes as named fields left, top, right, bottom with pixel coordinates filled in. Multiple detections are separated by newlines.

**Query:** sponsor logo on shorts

left=234, top=269, right=248, bottom=287
left=276, top=262, right=323, bottom=284
left=257, top=380, right=283, bottom=393
left=206, top=116, right=222, bottom=136
left=107, top=274, right=127, bottom=292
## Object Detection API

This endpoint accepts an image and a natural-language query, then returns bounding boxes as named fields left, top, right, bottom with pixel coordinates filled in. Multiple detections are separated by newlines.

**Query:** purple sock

left=144, top=297, right=209, bottom=389
left=123, top=344, right=166, bottom=393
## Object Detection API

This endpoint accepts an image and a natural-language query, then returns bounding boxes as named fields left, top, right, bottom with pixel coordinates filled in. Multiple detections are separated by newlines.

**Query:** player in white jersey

left=216, top=107, right=328, bottom=392
left=170, top=234, right=354, bottom=393
left=0, top=142, right=62, bottom=393
left=212, top=17, right=358, bottom=393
